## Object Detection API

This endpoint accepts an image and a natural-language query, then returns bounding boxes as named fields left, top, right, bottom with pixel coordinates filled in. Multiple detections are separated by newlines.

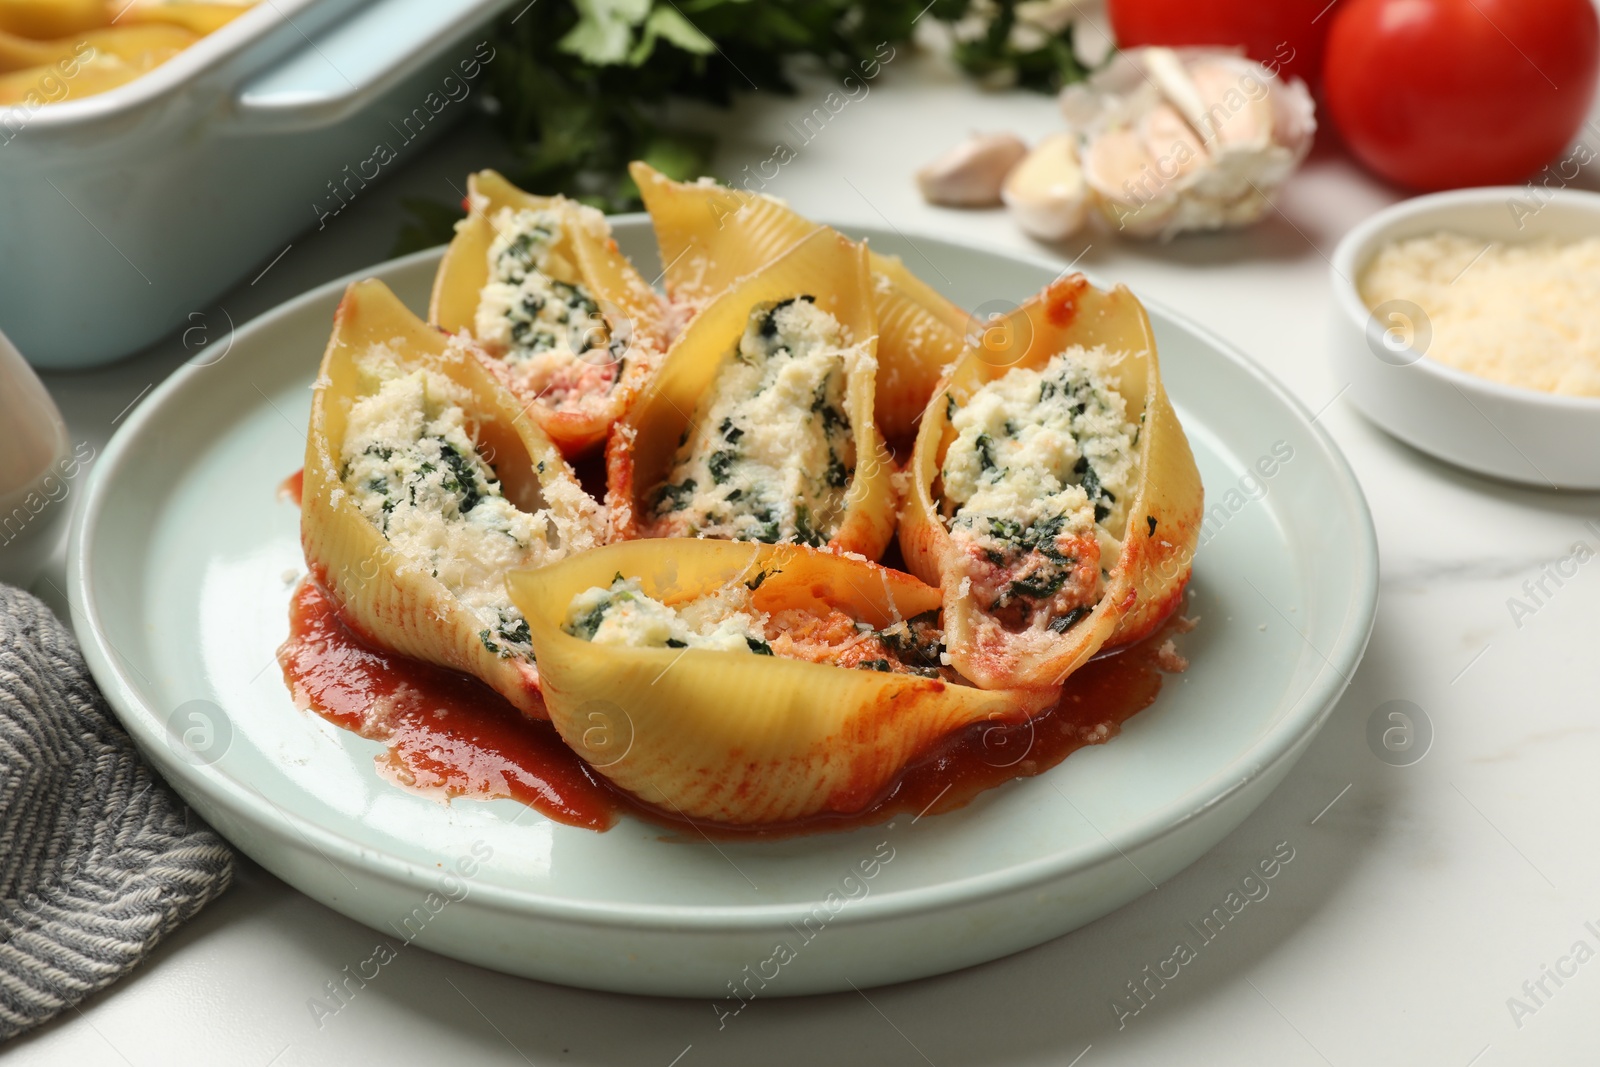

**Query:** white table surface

left=15, top=48, right=1600, bottom=1067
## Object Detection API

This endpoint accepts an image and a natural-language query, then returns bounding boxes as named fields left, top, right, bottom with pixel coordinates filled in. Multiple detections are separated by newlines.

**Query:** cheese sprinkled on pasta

left=341, top=350, right=565, bottom=661
left=475, top=206, right=625, bottom=409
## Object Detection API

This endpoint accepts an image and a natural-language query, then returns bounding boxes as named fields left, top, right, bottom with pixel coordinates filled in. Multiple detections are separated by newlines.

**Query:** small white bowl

left=1330, top=186, right=1600, bottom=489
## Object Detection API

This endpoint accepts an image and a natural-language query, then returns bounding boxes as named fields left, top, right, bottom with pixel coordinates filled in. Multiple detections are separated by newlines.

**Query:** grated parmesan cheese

left=1359, top=232, right=1600, bottom=397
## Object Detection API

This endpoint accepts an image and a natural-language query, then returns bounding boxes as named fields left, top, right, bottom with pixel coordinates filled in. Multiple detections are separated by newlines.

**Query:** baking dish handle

left=231, top=0, right=512, bottom=132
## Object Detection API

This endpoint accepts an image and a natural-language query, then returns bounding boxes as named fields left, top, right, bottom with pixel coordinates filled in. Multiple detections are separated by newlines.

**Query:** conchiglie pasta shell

left=606, top=228, right=897, bottom=560
left=303, top=279, right=605, bottom=720
left=507, top=539, right=1059, bottom=824
left=869, top=256, right=970, bottom=444
left=630, top=161, right=970, bottom=444
left=429, top=169, right=671, bottom=457
left=899, top=276, right=1203, bottom=689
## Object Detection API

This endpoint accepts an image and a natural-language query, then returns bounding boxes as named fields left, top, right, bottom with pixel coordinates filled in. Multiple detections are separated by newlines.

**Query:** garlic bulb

left=917, top=132, right=1029, bottom=207
left=1061, top=47, right=1316, bottom=240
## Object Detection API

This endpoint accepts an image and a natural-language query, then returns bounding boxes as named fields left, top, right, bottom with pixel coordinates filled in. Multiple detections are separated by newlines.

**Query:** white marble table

left=15, top=50, right=1600, bottom=1067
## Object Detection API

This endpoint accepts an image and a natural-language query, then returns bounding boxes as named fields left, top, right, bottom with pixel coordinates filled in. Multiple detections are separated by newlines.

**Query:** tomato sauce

left=278, top=577, right=1178, bottom=838
left=278, top=468, right=304, bottom=506
left=1044, top=275, right=1088, bottom=327
left=278, top=579, right=620, bottom=830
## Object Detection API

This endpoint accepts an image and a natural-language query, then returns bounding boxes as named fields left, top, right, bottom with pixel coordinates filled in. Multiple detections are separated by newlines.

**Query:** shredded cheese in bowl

left=1359, top=232, right=1600, bottom=398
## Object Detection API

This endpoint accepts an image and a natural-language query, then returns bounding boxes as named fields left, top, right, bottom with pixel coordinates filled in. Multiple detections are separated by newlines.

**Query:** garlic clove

left=1186, top=58, right=1274, bottom=154
left=1001, top=133, right=1089, bottom=241
left=1080, top=126, right=1176, bottom=238
left=917, top=132, right=1029, bottom=207
left=1141, top=48, right=1207, bottom=136
left=1139, top=102, right=1210, bottom=189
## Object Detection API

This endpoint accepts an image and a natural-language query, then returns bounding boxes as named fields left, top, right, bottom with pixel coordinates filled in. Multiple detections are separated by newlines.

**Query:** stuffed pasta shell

left=630, top=161, right=969, bottom=444
left=429, top=169, right=670, bottom=456
left=302, top=279, right=605, bottom=718
left=606, top=228, right=897, bottom=560
left=899, top=276, right=1202, bottom=690
left=506, top=539, right=1059, bottom=824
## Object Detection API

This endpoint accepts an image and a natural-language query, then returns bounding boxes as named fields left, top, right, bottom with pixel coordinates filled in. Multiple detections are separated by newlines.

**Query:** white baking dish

left=0, top=0, right=514, bottom=369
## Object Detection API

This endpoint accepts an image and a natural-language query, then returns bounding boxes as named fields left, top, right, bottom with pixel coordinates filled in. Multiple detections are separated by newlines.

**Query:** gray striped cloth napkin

left=0, top=583, right=233, bottom=1040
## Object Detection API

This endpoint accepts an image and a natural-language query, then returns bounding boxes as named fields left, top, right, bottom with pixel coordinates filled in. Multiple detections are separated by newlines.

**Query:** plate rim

left=68, top=224, right=1378, bottom=931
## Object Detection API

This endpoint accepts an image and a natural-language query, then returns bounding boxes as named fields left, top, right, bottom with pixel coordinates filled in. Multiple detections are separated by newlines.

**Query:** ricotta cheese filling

left=564, top=573, right=945, bottom=678
left=474, top=206, right=626, bottom=410
left=340, top=350, right=559, bottom=662
left=651, top=297, right=858, bottom=545
left=941, top=345, right=1140, bottom=631
left=565, top=577, right=771, bottom=654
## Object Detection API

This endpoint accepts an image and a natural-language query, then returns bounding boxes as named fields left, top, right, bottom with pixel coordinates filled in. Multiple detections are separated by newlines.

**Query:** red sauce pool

left=278, top=579, right=1179, bottom=837
left=278, top=579, right=620, bottom=830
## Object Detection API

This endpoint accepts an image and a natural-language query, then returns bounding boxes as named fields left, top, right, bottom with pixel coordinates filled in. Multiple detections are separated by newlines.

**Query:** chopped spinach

left=566, top=602, right=610, bottom=641
left=746, top=637, right=774, bottom=655
left=654, top=477, right=697, bottom=512
left=1049, top=606, right=1090, bottom=633
left=792, top=505, right=827, bottom=548
left=976, top=433, right=997, bottom=473
left=876, top=609, right=945, bottom=675
left=744, top=567, right=779, bottom=591
left=758, top=295, right=813, bottom=339
left=1076, top=456, right=1113, bottom=523
left=825, top=453, right=849, bottom=488
left=988, top=517, right=1024, bottom=543
left=750, top=504, right=782, bottom=544
left=1006, top=570, right=1066, bottom=601
left=496, top=616, right=531, bottom=646
left=708, top=450, right=737, bottom=484
left=811, top=380, right=847, bottom=433
left=436, top=439, right=485, bottom=513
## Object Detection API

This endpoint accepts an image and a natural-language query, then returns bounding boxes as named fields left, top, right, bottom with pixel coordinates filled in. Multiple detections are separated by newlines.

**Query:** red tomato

left=1324, top=0, right=1600, bottom=190
left=1106, top=0, right=1335, bottom=87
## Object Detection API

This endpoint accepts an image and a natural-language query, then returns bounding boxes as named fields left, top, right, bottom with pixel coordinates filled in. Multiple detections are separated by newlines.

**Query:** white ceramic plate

left=68, top=222, right=1377, bottom=997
